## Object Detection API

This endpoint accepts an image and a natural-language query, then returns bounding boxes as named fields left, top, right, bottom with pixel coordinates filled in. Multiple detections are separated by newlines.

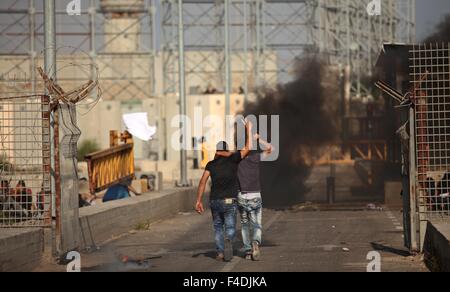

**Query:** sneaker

left=251, top=241, right=261, bottom=261
left=216, top=253, right=225, bottom=262
left=244, top=252, right=252, bottom=260
left=224, top=239, right=233, bottom=262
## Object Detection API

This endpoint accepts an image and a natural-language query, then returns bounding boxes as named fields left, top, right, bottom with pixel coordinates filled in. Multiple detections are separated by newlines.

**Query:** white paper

left=122, top=112, right=157, bottom=141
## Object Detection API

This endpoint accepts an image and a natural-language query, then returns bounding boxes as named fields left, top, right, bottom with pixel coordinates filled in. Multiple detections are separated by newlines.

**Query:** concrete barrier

left=78, top=187, right=197, bottom=248
left=384, top=181, right=402, bottom=207
left=0, top=187, right=198, bottom=270
left=424, top=221, right=450, bottom=272
left=0, top=228, right=44, bottom=272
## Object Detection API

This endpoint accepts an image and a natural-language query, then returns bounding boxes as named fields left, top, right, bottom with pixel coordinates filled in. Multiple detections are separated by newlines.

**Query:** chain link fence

left=0, top=95, right=52, bottom=227
left=411, top=43, right=450, bottom=220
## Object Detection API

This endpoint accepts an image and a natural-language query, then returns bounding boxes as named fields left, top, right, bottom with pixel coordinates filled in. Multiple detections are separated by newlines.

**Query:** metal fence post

left=408, top=106, right=418, bottom=252
left=224, top=0, right=231, bottom=117
left=44, top=0, right=59, bottom=256
left=44, top=0, right=81, bottom=257
left=177, top=0, right=189, bottom=187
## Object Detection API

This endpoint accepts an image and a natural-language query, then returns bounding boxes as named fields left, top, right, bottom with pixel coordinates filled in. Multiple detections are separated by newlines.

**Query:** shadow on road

left=192, top=251, right=218, bottom=260
left=370, top=242, right=411, bottom=257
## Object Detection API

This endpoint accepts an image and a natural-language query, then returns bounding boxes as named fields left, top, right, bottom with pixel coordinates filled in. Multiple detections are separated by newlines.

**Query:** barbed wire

left=37, top=45, right=102, bottom=115
left=1, top=45, right=103, bottom=180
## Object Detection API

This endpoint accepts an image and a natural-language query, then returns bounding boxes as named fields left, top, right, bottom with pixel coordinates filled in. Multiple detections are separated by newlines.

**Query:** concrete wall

left=77, top=99, right=161, bottom=160
left=0, top=228, right=44, bottom=272
left=78, top=187, right=197, bottom=248
left=164, top=93, right=246, bottom=162
left=77, top=93, right=248, bottom=175
left=424, top=221, right=450, bottom=272
left=0, top=187, right=201, bottom=271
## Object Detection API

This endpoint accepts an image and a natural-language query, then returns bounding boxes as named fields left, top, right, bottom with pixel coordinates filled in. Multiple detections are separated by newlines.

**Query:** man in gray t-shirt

left=217, top=134, right=273, bottom=261
left=238, top=152, right=261, bottom=194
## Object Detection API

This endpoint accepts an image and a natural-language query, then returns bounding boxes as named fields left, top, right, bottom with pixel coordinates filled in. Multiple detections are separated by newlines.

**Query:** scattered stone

left=366, top=203, right=383, bottom=211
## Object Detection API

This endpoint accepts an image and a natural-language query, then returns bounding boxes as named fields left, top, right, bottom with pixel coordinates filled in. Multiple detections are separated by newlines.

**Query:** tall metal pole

left=224, top=0, right=231, bottom=116
left=261, top=0, right=266, bottom=83
left=243, top=0, right=248, bottom=102
left=151, top=0, right=158, bottom=97
left=318, top=0, right=324, bottom=53
left=345, top=0, right=350, bottom=69
left=44, top=0, right=58, bottom=255
left=255, top=0, right=261, bottom=87
left=410, top=0, right=416, bottom=43
left=390, top=0, right=394, bottom=43
left=409, top=107, right=418, bottom=252
left=45, top=0, right=56, bottom=79
left=89, top=0, right=97, bottom=99
left=368, top=2, right=372, bottom=78
left=29, top=0, right=36, bottom=94
left=44, top=0, right=56, bottom=203
left=356, top=2, right=361, bottom=98
left=178, top=0, right=189, bottom=186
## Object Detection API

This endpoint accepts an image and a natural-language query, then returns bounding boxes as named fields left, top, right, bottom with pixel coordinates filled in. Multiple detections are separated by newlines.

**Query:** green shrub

left=77, top=140, right=101, bottom=161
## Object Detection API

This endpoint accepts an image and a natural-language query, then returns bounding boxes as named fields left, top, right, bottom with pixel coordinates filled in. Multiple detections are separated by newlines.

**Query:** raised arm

left=254, top=133, right=274, bottom=157
left=195, top=170, right=210, bottom=214
left=239, top=121, right=253, bottom=159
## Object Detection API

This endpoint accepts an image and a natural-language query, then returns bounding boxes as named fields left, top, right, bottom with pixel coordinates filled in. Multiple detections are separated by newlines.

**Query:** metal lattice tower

left=316, top=0, right=416, bottom=98
left=0, top=0, right=157, bottom=101
left=0, top=0, right=415, bottom=99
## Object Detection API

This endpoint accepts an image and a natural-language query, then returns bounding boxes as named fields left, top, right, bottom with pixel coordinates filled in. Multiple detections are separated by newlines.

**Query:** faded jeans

left=210, top=199, right=238, bottom=253
left=238, top=196, right=262, bottom=252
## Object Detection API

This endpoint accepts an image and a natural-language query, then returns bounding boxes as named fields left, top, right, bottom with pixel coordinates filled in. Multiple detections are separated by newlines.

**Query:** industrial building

left=0, top=0, right=417, bottom=223
left=0, top=0, right=415, bottom=181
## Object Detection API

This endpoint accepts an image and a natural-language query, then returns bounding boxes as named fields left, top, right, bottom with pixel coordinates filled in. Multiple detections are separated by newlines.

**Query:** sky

left=0, top=0, right=449, bottom=42
left=416, top=0, right=450, bottom=41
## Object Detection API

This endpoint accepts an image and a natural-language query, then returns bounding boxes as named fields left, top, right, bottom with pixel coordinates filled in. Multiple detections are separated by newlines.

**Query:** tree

left=77, top=140, right=100, bottom=161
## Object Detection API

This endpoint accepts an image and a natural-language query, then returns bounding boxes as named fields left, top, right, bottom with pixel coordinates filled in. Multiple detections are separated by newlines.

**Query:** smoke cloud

left=244, top=58, right=338, bottom=208
left=425, top=14, right=450, bottom=42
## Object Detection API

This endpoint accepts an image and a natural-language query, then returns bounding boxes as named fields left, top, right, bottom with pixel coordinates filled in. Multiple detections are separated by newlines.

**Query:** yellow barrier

left=85, top=131, right=134, bottom=195
left=200, top=143, right=209, bottom=169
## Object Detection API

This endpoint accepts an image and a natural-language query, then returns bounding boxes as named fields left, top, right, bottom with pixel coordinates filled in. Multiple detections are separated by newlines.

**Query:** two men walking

left=195, top=121, right=272, bottom=262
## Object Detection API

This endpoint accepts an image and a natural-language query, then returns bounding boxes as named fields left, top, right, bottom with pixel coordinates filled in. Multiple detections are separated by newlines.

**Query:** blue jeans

left=210, top=199, right=238, bottom=253
left=238, top=196, right=262, bottom=252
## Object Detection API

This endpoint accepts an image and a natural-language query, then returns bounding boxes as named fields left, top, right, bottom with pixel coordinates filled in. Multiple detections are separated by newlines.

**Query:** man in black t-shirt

left=195, top=121, right=252, bottom=262
left=216, top=133, right=274, bottom=261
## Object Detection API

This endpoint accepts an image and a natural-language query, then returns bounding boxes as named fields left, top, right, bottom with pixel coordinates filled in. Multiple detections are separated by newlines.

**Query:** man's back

left=238, top=151, right=261, bottom=193
left=206, top=152, right=242, bottom=200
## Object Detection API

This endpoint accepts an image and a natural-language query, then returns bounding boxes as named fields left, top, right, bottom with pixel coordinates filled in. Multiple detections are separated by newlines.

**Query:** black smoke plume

left=425, top=14, right=450, bottom=42
left=244, top=58, right=338, bottom=208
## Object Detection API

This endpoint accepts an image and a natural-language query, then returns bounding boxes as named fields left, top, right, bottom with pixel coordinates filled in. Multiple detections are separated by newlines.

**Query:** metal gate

left=0, top=95, right=52, bottom=227
left=411, top=43, right=450, bottom=221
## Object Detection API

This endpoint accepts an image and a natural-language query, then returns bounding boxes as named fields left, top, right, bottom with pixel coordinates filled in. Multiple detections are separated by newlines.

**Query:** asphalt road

left=36, top=204, right=428, bottom=272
